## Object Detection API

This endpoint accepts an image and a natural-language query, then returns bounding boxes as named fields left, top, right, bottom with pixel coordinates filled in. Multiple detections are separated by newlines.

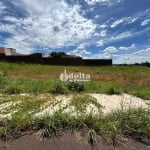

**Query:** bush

left=27, top=80, right=46, bottom=94
left=106, top=87, right=121, bottom=95
left=51, top=80, right=68, bottom=94
left=67, top=81, right=84, bottom=92
left=84, top=81, right=101, bottom=93
left=4, top=84, right=23, bottom=94
left=0, top=70, right=8, bottom=76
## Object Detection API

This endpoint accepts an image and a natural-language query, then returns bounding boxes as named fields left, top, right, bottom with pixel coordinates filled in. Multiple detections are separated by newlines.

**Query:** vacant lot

left=0, top=62, right=149, bottom=149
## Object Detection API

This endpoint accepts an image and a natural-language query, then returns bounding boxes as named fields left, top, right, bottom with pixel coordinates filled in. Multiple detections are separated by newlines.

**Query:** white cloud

left=84, top=0, right=122, bottom=5
left=96, top=27, right=150, bottom=47
left=89, top=46, right=150, bottom=63
left=87, top=51, right=112, bottom=59
left=141, top=19, right=150, bottom=26
left=114, top=47, right=150, bottom=64
left=94, top=30, right=107, bottom=37
left=93, top=33, right=100, bottom=37
left=68, top=43, right=91, bottom=57
left=99, top=24, right=108, bottom=28
left=0, top=24, right=16, bottom=33
left=111, top=19, right=124, bottom=28
left=77, top=43, right=87, bottom=49
left=110, top=17, right=138, bottom=28
left=68, top=49, right=91, bottom=57
left=96, top=40, right=104, bottom=47
left=3, top=16, right=21, bottom=23
left=100, top=30, right=107, bottom=37
left=85, top=0, right=109, bottom=5
left=0, top=1, right=6, bottom=16
left=144, top=47, right=150, bottom=52
left=1, top=0, right=96, bottom=54
left=113, top=31, right=132, bottom=40
left=95, top=15, right=99, bottom=19
left=119, top=44, right=136, bottom=51
left=0, top=1, right=5, bottom=10
left=96, top=31, right=132, bottom=47
left=103, top=46, right=118, bottom=53
left=132, top=47, right=150, bottom=55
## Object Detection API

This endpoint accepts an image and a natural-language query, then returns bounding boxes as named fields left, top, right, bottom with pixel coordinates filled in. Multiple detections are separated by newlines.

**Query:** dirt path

left=0, top=132, right=149, bottom=150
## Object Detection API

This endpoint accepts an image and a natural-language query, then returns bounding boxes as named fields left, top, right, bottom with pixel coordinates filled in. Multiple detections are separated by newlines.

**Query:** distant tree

left=49, top=51, right=66, bottom=58
left=141, top=61, right=150, bottom=67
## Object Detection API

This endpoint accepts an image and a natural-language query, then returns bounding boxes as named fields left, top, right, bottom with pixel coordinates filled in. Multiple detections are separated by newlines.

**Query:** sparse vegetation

left=70, top=95, right=102, bottom=114
left=0, top=62, right=149, bottom=146
left=0, top=94, right=149, bottom=144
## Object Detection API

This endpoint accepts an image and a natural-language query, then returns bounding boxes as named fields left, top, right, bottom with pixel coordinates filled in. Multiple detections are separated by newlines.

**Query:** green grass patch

left=0, top=62, right=150, bottom=99
left=0, top=76, right=150, bottom=99
left=1, top=107, right=149, bottom=143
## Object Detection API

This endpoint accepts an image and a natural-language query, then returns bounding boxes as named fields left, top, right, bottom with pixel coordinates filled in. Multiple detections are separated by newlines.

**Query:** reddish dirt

left=0, top=131, right=149, bottom=150
left=9, top=72, right=150, bottom=84
left=93, top=74, right=150, bottom=84
left=93, top=74, right=124, bottom=82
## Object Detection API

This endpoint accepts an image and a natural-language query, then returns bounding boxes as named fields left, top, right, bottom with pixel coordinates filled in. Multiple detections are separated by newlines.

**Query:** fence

left=0, top=54, right=112, bottom=66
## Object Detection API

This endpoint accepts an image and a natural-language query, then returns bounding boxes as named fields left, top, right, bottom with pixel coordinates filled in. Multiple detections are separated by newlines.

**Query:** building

left=0, top=47, right=17, bottom=56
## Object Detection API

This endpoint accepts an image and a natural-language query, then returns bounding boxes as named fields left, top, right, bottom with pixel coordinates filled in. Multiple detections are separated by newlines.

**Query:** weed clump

left=50, top=80, right=68, bottom=94
left=4, top=84, right=23, bottom=94
left=88, top=129, right=97, bottom=146
left=67, top=81, right=84, bottom=92
left=70, top=95, right=102, bottom=114
left=0, top=70, right=8, bottom=76
left=106, top=87, right=121, bottom=95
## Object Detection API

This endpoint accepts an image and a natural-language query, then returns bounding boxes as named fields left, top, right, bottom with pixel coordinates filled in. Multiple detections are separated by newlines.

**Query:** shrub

left=51, top=80, right=68, bottom=94
left=106, top=87, right=121, bottom=95
left=0, top=70, right=8, bottom=76
left=67, top=81, right=84, bottom=92
left=4, top=84, right=23, bottom=94
left=28, top=80, right=45, bottom=94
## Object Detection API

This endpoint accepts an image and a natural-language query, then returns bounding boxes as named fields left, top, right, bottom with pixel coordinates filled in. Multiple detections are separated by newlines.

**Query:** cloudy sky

left=0, top=0, right=150, bottom=64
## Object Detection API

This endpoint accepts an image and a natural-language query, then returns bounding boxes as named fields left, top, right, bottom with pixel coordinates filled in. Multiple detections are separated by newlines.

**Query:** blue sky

left=0, top=0, right=150, bottom=64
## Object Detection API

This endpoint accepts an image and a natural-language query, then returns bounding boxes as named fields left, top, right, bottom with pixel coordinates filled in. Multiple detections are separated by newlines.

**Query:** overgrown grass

left=0, top=107, right=149, bottom=144
left=0, top=76, right=150, bottom=99
left=0, top=62, right=150, bottom=99
left=0, top=62, right=150, bottom=78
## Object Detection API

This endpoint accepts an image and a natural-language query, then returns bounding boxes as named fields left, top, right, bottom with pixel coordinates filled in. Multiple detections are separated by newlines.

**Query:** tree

left=49, top=51, right=66, bottom=58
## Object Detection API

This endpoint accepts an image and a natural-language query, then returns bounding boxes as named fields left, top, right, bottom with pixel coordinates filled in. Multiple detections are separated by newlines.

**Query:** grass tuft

left=88, top=129, right=97, bottom=146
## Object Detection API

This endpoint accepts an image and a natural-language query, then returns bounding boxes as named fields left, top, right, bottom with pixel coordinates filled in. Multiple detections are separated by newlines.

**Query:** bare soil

left=0, top=131, right=149, bottom=150
left=93, top=74, right=150, bottom=84
left=10, top=72, right=150, bottom=84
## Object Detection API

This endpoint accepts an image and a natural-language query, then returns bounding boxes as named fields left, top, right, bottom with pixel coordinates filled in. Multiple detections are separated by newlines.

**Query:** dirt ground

left=0, top=131, right=149, bottom=150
